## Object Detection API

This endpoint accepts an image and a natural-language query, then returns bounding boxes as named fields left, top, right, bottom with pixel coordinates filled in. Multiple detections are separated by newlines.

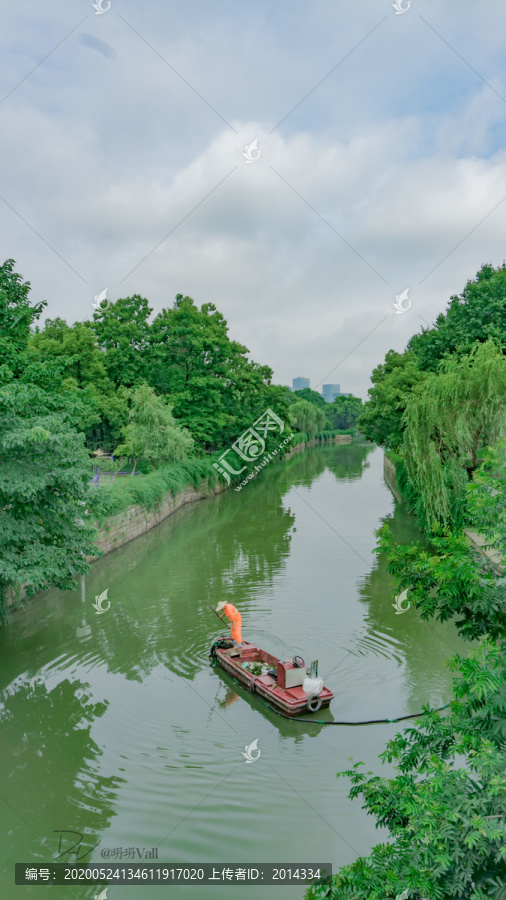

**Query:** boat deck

left=212, top=640, right=334, bottom=717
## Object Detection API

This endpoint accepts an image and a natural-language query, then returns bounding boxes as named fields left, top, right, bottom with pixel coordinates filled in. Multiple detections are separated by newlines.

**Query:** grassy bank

left=88, top=457, right=219, bottom=525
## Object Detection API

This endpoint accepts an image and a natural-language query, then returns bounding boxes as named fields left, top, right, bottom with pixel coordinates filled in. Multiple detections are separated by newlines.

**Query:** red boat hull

left=211, top=640, right=334, bottom=717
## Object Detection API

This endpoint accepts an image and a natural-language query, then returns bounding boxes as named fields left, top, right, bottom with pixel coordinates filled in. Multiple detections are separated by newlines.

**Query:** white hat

left=216, top=601, right=227, bottom=612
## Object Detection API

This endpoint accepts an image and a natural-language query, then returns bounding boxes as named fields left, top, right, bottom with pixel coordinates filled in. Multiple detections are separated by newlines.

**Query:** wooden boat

left=210, top=638, right=334, bottom=717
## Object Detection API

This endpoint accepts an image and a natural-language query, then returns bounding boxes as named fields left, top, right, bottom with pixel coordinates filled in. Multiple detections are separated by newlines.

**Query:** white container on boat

left=302, top=676, right=323, bottom=695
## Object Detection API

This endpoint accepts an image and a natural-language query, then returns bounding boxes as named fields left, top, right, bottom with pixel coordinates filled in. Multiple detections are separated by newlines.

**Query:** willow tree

left=115, top=383, right=194, bottom=472
left=289, top=398, right=326, bottom=438
left=402, top=340, right=506, bottom=529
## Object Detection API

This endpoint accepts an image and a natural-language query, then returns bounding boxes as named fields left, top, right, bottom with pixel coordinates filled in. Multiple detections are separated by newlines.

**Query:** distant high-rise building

left=322, top=384, right=340, bottom=403
left=292, top=377, right=310, bottom=391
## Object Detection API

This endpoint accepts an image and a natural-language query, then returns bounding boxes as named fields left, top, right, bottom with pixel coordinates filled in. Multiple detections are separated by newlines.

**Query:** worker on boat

left=216, top=601, right=242, bottom=645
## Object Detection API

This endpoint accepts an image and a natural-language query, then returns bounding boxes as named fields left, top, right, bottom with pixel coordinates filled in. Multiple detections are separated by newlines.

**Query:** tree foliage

left=289, top=398, right=326, bottom=438
left=408, top=262, right=506, bottom=372
left=357, top=350, right=427, bottom=450
left=147, top=294, right=285, bottom=447
left=0, top=383, right=97, bottom=610
left=402, top=341, right=506, bottom=529
left=291, top=387, right=329, bottom=410
left=88, top=294, right=152, bottom=387
left=309, top=666, right=506, bottom=899
left=29, top=317, right=130, bottom=450
left=115, top=382, right=194, bottom=471
left=30, top=317, right=109, bottom=388
left=327, top=393, right=364, bottom=430
left=0, top=258, right=46, bottom=383
left=466, top=438, right=506, bottom=562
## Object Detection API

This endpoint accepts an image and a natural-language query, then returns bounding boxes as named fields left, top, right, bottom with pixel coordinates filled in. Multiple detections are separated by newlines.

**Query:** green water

left=0, top=443, right=469, bottom=899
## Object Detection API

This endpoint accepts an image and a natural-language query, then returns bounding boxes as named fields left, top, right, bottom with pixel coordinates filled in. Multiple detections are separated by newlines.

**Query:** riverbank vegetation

left=358, top=262, right=506, bottom=534
left=0, top=259, right=361, bottom=611
left=308, top=264, right=506, bottom=899
left=288, top=387, right=364, bottom=434
left=309, top=448, right=506, bottom=900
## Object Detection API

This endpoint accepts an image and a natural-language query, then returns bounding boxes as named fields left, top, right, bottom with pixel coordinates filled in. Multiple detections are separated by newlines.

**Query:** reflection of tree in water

left=358, top=503, right=430, bottom=607
left=262, top=440, right=375, bottom=491
left=355, top=503, right=462, bottom=705
left=324, top=441, right=375, bottom=481
left=0, top=678, right=118, bottom=866
left=40, top=441, right=376, bottom=686
left=76, top=473, right=296, bottom=682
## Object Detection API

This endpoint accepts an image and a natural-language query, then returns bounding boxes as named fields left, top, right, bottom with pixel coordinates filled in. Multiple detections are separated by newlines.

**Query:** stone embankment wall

left=383, top=452, right=503, bottom=573
left=90, top=479, right=226, bottom=561
left=383, top=455, right=403, bottom=503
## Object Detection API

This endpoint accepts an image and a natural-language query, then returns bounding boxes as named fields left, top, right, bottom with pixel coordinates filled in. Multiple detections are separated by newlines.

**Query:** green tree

left=408, top=262, right=506, bottom=372
left=357, top=350, right=427, bottom=450
left=147, top=294, right=286, bottom=447
left=327, top=394, right=364, bottom=430
left=30, top=318, right=109, bottom=389
left=115, top=383, right=194, bottom=472
left=402, top=340, right=506, bottom=529
left=309, top=662, right=506, bottom=899
left=289, top=399, right=325, bottom=438
left=29, top=318, right=130, bottom=451
left=88, top=294, right=152, bottom=387
left=0, top=382, right=97, bottom=612
left=291, top=388, right=328, bottom=410
left=287, top=387, right=332, bottom=427
left=376, top=524, right=506, bottom=644
left=0, top=258, right=46, bottom=383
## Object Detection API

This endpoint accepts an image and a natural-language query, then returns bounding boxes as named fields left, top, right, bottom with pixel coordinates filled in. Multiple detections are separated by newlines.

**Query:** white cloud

left=1, top=0, right=506, bottom=396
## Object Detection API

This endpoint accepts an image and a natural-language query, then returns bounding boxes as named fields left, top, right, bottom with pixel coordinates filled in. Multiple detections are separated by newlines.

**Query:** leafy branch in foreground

left=375, top=524, right=505, bottom=643
left=307, top=642, right=506, bottom=900
left=306, top=448, right=506, bottom=900
left=466, top=438, right=506, bottom=561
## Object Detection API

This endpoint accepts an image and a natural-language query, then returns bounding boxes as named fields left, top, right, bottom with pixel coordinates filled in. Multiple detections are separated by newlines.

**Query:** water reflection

left=0, top=441, right=469, bottom=899
left=0, top=678, right=120, bottom=865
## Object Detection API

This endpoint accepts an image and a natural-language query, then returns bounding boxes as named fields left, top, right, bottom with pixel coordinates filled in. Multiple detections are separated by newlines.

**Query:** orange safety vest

left=223, top=603, right=242, bottom=643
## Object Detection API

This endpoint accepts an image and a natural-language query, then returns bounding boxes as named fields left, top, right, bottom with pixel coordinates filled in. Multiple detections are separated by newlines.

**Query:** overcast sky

left=2, top=1, right=506, bottom=398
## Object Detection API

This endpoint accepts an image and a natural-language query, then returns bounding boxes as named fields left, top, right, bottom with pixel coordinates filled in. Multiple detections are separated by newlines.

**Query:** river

left=0, top=442, right=469, bottom=899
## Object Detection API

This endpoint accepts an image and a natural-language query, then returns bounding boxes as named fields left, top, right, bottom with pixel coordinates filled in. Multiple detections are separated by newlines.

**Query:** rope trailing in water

left=209, top=640, right=450, bottom=725
left=257, top=697, right=450, bottom=725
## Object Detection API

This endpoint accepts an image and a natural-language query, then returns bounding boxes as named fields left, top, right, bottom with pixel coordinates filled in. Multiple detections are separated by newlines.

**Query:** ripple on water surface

left=0, top=444, right=470, bottom=899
